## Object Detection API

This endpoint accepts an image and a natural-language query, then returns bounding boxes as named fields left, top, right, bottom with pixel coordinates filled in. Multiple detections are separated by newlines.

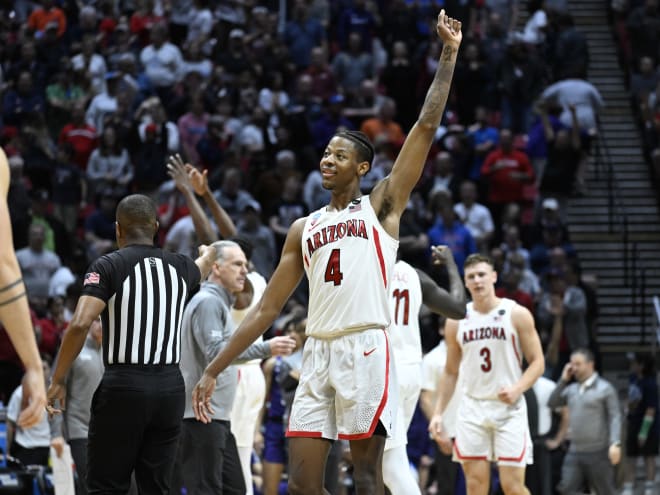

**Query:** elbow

left=447, top=306, right=467, bottom=320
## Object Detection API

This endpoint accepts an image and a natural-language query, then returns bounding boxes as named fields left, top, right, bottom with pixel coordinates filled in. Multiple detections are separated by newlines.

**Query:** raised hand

left=185, top=164, right=209, bottom=196
left=431, top=245, right=454, bottom=266
left=436, top=9, right=462, bottom=47
left=166, top=154, right=192, bottom=193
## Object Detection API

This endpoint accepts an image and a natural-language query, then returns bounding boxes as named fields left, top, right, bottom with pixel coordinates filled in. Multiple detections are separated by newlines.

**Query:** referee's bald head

left=116, top=194, right=158, bottom=240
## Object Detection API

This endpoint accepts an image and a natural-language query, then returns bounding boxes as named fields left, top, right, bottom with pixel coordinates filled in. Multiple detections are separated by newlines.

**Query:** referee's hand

left=192, top=372, right=216, bottom=423
left=46, top=379, right=66, bottom=418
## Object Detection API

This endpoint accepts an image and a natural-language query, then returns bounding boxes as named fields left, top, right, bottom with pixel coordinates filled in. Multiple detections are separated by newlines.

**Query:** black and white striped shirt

left=82, top=245, right=201, bottom=366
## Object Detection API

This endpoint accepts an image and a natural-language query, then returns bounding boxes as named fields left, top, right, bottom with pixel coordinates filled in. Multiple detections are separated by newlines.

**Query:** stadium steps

left=563, top=0, right=660, bottom=355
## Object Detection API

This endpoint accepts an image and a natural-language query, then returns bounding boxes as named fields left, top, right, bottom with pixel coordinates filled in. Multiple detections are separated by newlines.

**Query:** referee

left=47, top=194, right=216, bottom=494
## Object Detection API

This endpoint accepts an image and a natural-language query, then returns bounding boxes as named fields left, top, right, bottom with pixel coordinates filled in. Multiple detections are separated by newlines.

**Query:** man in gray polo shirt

left=548, top=348, right=622, bottom=495
left=174, top=240, right=295, bottom=494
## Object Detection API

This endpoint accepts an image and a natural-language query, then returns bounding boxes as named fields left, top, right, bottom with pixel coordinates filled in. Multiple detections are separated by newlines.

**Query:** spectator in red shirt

left=304, top=46, right=337, bottom=103
left=58, top=102, right=98, bottom=171
left=27, top=0, right=67, bottom=39
left=130, top=0, right=165, bottom=47
left=480, top=128, right=535, bottom=220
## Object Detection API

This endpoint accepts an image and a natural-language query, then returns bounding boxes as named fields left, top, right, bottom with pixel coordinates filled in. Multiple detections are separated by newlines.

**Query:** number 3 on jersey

left=324, top=249, right=343, bottom=286
left=480, top=347, right=492, bottom=372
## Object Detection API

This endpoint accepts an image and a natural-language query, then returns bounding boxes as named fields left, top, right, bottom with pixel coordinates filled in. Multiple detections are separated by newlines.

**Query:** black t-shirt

left=82, top=244, right=200, bottom=366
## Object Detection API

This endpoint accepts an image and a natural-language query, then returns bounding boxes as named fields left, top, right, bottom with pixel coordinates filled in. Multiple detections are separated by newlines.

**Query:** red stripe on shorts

left=498, top=434, right=527, bottom=463
left=338, top=329, right=390, bottom=441
left=453, top=441, right=488, bottom=461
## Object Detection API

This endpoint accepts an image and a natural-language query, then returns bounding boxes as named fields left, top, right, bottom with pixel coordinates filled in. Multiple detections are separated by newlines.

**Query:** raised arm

left=186, top=165, right=237, bottom=239
left=370, top=10, right=462, bottom=236
left=167, top=155, right=216, bottom=245
left=192, top=218, right=307, bottom=422
left=0, top=147, right=47, bottom=428
left=417, top=245, right=467, bottom=319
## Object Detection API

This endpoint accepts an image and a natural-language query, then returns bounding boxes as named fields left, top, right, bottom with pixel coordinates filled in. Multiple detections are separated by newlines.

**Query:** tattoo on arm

left=419, top=44, right=458, bottom=127
left=0, top=291, right=27, bottom=307
left=440, top=45, right=458, bottom=62
left=0, top=278, right=22, bottom=293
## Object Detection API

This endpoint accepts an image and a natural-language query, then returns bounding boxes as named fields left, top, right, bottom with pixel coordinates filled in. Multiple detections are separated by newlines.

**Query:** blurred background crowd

left=0, top=0, right=659, bottom=493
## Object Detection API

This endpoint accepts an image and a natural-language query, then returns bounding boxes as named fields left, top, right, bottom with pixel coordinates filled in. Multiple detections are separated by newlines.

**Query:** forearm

left=638, top=408, right=655, bottom=440
left=445, top=258, right=466, bottom=310
left=419, top=390, right=436, bottom=421
left=515, top=357, right=544, bottom=394
left=418, top=43, right=459, bottom=131
left=554, top=407, right=569, bottom=442
left=205, top=305, right=277, bottom=378
left=201, top=189, right=236, bottom=239
left=0, top=263, right=41, bottom=372
left=608, top=392, right=622, bottom=444
left=548, top=381, right=568, bottom=409
left=51, top=321, right=89, bottom=384
left=433, top=371, right=458, bottom=417
left=182, top=188, right=215, bottom=244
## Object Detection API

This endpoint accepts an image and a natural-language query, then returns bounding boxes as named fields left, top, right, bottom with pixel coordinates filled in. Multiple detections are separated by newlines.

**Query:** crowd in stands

left=2, top=0, right=655, bottom=493
left=610, top=0, right=660, bottom=187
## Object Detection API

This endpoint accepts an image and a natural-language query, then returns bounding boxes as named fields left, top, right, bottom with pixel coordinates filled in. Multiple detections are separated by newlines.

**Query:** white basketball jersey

left=388, top=260, right=423, bottom=365
left=302, top=195, right=398, bottom=338
left=457, top=298, right=522, bottom=400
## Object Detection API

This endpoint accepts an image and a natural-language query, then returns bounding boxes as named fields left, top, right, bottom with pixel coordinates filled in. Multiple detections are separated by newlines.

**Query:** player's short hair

left=333, top=130, right=375, bottom=170
left=571, top=347, right=595, bottom=363
left=116, top=194, right=157, bottom=238
left=464, top=253, right=495, bottom=270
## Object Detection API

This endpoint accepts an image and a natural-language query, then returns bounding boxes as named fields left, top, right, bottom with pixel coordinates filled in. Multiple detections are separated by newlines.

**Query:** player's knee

left=499, top=477, right=528, bottom=495
left=466, top=477, right=488, bottom=492
left=288, top=477, right=324, bottom=495
left=353, top=458, right=380, bottom=490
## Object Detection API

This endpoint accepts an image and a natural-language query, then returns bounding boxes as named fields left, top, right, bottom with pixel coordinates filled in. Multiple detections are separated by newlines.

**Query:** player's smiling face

left=320, top=136, right=362, bottom=190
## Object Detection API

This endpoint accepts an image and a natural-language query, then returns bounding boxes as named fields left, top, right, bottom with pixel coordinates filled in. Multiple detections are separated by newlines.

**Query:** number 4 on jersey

left=324, top=249, right=343, bottom=286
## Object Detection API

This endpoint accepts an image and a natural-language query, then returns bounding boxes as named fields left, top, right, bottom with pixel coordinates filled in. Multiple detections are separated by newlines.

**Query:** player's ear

left=357, top=160, right=370, bottom=177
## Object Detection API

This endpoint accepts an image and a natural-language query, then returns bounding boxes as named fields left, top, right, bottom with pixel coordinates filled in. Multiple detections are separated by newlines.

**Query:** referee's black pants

left=87, top=365, right=185, bottom=495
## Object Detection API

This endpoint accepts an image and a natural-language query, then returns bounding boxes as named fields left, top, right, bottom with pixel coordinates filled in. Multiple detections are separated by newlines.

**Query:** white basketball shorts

left=453, top=395, right=533, bottom=467
left=287, top=328, right=397, bottom=440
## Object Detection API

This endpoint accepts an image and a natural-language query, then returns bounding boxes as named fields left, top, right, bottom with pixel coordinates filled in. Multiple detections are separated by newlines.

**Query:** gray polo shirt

left=51, top=336, right=104, bottom=440
left=179, top=281, right=271, bottom=421
left=548, top=372, right=622, bottom=453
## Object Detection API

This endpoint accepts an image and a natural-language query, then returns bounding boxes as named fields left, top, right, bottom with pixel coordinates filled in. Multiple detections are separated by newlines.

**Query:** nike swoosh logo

left=363, top=348, right=376, bottom=357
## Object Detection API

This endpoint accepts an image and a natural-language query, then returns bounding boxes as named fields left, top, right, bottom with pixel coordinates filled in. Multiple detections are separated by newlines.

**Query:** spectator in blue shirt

left=427, top=195, right=477, bottom=275
left=284, top=1, right=326, bottom=69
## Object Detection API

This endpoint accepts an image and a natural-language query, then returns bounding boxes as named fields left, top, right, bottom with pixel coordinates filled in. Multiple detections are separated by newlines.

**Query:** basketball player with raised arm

left=429, top=254, right=544, bottom=495
left=384, top=245, right=467, bottom=495
left=193, top=10, right=462, bottom=495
